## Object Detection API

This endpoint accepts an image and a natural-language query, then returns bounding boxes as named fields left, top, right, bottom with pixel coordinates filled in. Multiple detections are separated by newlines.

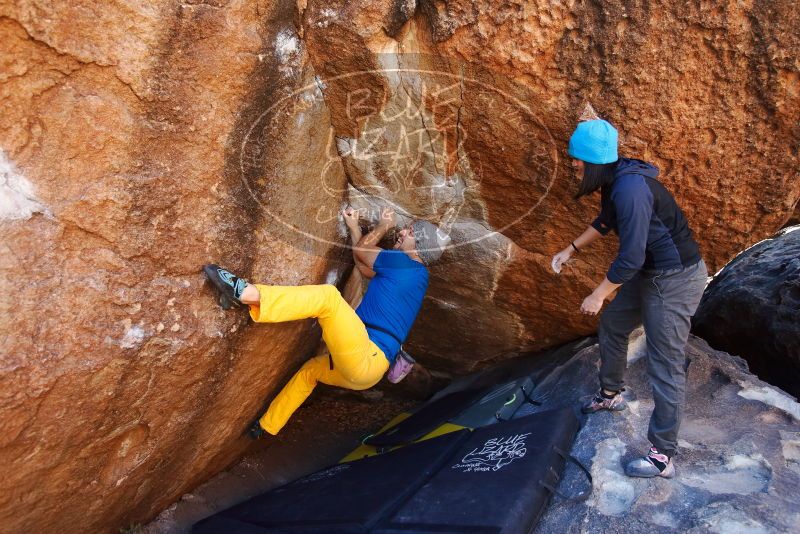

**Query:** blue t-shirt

left=355, top=250, right=429, bottom=363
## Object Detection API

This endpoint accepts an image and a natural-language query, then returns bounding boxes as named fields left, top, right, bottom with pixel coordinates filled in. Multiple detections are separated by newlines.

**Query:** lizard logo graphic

left=452, top=432, right=532, bottom=473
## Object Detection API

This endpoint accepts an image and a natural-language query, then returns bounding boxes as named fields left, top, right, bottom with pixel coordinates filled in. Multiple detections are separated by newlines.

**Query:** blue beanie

left=568, top=119, right=618, bottom=164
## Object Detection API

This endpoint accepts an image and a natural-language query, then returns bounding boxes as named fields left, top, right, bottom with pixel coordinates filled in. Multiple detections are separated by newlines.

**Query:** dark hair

left=574, top=160, right=619, bottom=198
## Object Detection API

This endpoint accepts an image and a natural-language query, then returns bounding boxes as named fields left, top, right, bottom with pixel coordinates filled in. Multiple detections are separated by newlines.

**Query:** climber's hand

left=342, top=206, right=359, bottom=229
left=551, top=247, right=573, bottom=274
left=580, top=293, right=604, bottom=315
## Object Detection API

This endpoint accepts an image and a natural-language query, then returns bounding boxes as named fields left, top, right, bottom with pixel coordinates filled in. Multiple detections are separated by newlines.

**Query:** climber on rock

left=551, top=117, right=708, bottom=479
left=203, top=206, right=450, bottom=439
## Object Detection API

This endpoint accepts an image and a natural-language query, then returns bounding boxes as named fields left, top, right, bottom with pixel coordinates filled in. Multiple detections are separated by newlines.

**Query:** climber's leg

left=248, top=284, right=373, bottom=364
left=258, top=349, right=387, bottom=435
left=249, top=284, right=389, bottom=434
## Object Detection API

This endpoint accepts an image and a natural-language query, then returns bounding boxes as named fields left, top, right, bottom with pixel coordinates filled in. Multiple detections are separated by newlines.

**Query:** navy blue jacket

left=591, top=158, right=701, bottom=284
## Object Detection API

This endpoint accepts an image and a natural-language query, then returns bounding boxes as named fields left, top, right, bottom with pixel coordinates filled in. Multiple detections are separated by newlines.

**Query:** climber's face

left=394, top=224, right=416, bottom=253
left=571, top=158, right=585, bottom=181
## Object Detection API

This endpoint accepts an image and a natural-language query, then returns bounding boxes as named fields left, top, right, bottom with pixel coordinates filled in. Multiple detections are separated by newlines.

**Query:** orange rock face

left=297, top=0, right=800, bottom=367
left=0, top=0, right=798, bottom=531
left=0, top=1, right=350, bottom=531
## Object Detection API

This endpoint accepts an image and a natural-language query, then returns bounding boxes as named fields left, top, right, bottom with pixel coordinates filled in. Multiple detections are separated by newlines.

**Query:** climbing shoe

left=387, top=349, right=416, bottom=384
left=625, top=447, right=676, bottom=478
left=248, top=419, right=268, bottom=440
left=581, top=389, right=627, bottom=414
left=203, top=264, right=248, bottom=310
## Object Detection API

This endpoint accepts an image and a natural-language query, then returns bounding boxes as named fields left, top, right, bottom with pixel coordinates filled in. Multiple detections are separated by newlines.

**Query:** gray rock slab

left=534, top=332, right=800, bottom=533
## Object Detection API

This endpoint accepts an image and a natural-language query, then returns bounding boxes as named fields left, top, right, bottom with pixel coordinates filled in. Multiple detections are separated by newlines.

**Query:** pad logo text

left=452, top=432, right=532, bottom=473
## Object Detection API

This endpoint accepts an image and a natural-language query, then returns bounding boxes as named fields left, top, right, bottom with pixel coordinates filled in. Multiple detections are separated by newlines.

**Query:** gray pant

left=598, top=260, right=708, bottom=457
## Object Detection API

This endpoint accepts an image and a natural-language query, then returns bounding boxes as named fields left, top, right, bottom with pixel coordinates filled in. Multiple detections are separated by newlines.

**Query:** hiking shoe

left=203, top=264, right=247, bottom=310
left=625, top=447, right=676, bottom=478
left=581, top=390, right=627, bottom=414
left=248, top=419, right=268, bottom=440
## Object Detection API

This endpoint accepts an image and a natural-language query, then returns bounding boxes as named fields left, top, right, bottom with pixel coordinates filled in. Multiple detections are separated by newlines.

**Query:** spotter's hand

left=580, top=293, right=604, bottom=315
left=551, top=248, right=573, bottom=274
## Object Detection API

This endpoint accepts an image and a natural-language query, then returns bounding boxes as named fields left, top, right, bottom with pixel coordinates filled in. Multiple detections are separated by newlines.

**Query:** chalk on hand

left=551, top=257, right=562, bottom=274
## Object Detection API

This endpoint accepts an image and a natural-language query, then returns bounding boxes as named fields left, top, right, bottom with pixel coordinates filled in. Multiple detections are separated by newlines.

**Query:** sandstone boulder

left=693, top=226, right=800, bottom=399
left=297, top=0, right=800, bottom=367
left=1, top=1, right=350, bottom=532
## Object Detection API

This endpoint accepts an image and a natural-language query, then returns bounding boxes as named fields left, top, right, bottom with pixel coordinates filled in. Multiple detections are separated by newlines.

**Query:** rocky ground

left=145, top=332, right=800, bottom=532
left=537, top=333, right=800, bottom=533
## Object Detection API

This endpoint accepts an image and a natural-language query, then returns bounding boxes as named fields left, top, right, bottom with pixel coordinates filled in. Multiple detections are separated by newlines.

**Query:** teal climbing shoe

left=203, top=264, right=247, bottom=310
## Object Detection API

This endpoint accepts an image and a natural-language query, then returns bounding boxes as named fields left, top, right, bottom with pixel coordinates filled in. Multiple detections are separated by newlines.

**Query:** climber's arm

left=353, top=207, right=395, bottom=270
left=342, top=207, right=376, bottom=279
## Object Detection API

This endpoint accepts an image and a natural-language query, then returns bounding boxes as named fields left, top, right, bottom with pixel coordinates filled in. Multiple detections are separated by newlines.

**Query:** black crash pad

left=374, top=408, right=583, bottom=534
left=194, top=409, right=587, bottom=534
left=193, top=429, right=471, bottom=533
left=363, top=388, right=487, bottom=448
left=363, top=338, right=594, bottom=450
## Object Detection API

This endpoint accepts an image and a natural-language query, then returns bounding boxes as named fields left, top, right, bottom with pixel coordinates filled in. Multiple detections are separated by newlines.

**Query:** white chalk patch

left=274, top=29, right=301, bottom=78
left=120, top=325, right=146, bottom=349
left=649, top=511, right=678, bottom=528
left=780, top=431, right=800, bottom=475
left=325, top=269, right=339, bottom=285
left=738, top=383, right=800, bottom=420
left=589, top=438, right=636, bottom=516
left=425, top=295, right=458, bottom=310
left=0, top=149, right=50, bottom=220
left=336, top=136, right=354, bottom=157
left=316, top=8, right=338, bottom=28
left=681, top=453, right=771, bottom=495
left=700, top=504, right=769, bottom=534
left=726, top=453, right=767, bottom=471
left=275, top=29, right=300, bottom=62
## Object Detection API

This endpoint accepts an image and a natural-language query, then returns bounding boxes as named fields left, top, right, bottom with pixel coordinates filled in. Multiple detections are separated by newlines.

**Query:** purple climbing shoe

left=387, top=350, right=415, bottom=384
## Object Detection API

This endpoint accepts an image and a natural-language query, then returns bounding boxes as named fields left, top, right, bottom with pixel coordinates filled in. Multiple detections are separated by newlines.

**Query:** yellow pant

left=250, top=284, right=389, bottom=435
